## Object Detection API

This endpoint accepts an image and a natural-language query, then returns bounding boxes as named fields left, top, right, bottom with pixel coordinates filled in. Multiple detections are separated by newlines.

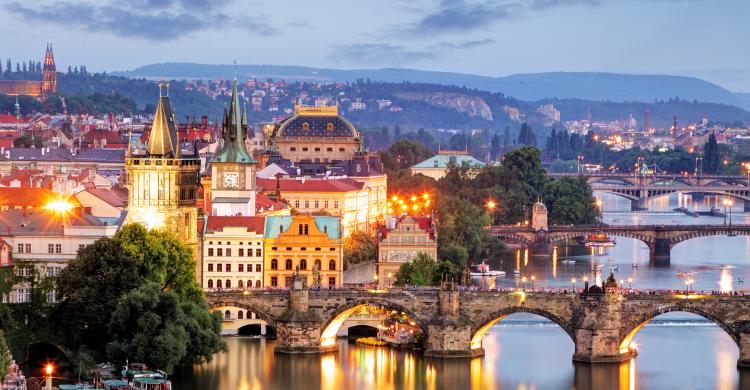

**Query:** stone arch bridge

left=487, top=224, right=750, bottom=263
left=206, top=284, right=750, bottom=367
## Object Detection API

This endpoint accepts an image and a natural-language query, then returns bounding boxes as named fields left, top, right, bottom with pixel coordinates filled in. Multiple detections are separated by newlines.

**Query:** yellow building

left=256, top=177, right=384, bottom=237
left=263, top=215, right=343, bottom=288
left=377, top=215, right=437, bottom=287
left=124, top=89, right=200, bottom=249
left=270, top=105, right=360, bottom=164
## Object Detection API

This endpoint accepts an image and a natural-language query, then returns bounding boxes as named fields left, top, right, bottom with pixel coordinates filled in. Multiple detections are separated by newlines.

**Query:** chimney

left=202, top=115, right=208, bottom=127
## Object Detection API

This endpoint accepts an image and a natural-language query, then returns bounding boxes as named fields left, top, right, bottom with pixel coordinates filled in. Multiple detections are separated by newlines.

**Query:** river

left=174, top=193, right=750, bottom=389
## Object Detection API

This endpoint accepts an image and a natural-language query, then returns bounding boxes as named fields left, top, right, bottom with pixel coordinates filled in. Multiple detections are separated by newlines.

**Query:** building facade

left=263, top=215, right=343, bottom=288
left=270, top=105, right=360, bottom=164
left=202, top=216, right=265, bottom=291
left=124, top=91, right=200, bottom=249
left=410, top=149, right=485, bottom=180
left=377, top=215, right=437, bottom=287
left=0, top=44, right=56, bottom=97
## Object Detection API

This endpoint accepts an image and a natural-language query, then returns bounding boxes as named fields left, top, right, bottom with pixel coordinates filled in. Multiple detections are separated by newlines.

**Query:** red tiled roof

left=255, top=192, right=286, bottom=212
left=256, top=177, right=364, bottom=193
left=205, top=216, right=265, bottom=234
left=0, top=114, right=27, bottom=124
left=0, top=187, right=81, bottom=208
left=78, top=187, right=128, bottom=207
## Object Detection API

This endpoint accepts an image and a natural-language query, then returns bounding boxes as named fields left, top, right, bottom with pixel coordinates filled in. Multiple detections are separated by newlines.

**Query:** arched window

left=329, top=260, right=336, bottom=271
left=314, top=259, right=321, bottom=270
left=271, top=259, right=278, bottom=270
left=238, top=310, right=244, bottom=319
left=207, top=279, right=213, bottom=289
left=216, top=279, right=222, bottom=289
left=226, top=279, right=231, bottom=289
left=326, top=122, right=334, bottom=131
left=302, top=122, right=309, bottom=131
left=224, top=310, right=231, bottom=319
left=285, top=259, right=293, bottom=270
left=255, top=280, right=261, bottom=288
left=299, top=259, right=307, bottom=270
left=238, top=280, right=244, bottom=289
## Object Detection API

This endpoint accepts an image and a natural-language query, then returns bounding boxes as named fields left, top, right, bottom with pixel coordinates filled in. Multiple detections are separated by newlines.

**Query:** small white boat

left=561, top=259, right=576, bottom=265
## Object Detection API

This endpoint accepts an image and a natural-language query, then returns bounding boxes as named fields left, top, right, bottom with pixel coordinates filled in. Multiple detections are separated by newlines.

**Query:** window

left=298, top=224, right=304, bottom=235
left=314, top=200, right=319, bottom=209
left=226, top=264, right=231, bottom=272
left=17, top=243, right=23, bottom=253
left=255, top=264, right=261, bottom=272
left=328, top=277, right=336, bottom=286
left=339, top=148, right=345, bottom=152
left=238, top=280, right=244, bottom=289
left=78, top=244, right=85, bottom=251
left=290, top=147, right=296, bottom=151
left=329, top=260, right=336, bottom=271
left=302, top=122, right=309, bottom=130
left=239, top=264, right=244, bottom=272
left=217, top=248, right=223, bottom=257
left=25, top=243, right=30, bottom=253
left=327, top=147, right=333, bottom=152
left=255, top=280, right=261, bottom=288
left=304, top=224, right=309, bottom=235
left=47, top=289, right=57, bottom=303
left=300, top=247, right=306, bottom=251
left=271, top=259, right=278, bottom=270
left=225, top=279, right=231, bottom=289
left=300, top=259, right=307, bottom=270
left=315, top=248, right=321, bottom=251
left=271, top=277, right=278, bottom=287
left=330, top=247, right=336, bottom=251
left=216, top=279, right=222, bottom=289
left=208, top=264, right=214, bottom=272
left=294, top=200, right=300, bottom=208
left=208, top=248, right=214, bottom=256
left=256, top=249, right=262, bottom=257
left=333, top=201, right=339, bottom=209
left=48, top=244, right=54, bottom=254
left=46, top=266, right=61, bottom=278
left=239, top=248, right=244, bottom=257
left=247, top=280, right=252, bottom=289
left=304, top=200, right=310, bottom=209
left=238, top=310, right=244, bottom=319
left=55, top=244, right=61, bottom=254
left=217, top=264, right=223, bottom=272
left=314, top=147, right=321, bottom=152
left=208, top=279, right=213, bottom=288
left=324, top=200, right=329, bottom=208
left=225, top=310, right=231, bottom=319
left=302, top=147, right=308, bottom=152
left=17, top=288, right=31, bottom=303
left=285, top=259, right=293, bottom=270
left=226, top=248, right=232, bottom=257
left=314, top=260, right=321, bottom=270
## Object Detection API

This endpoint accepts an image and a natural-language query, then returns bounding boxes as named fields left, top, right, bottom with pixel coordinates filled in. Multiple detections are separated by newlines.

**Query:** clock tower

left=210, top=77, right=258, bottom=216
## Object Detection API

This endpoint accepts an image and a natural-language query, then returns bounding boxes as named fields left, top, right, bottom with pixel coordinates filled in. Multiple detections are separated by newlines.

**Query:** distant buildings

left=410, top=148, right=485, bottom=180
left=0, top=44, right=56, bottom=97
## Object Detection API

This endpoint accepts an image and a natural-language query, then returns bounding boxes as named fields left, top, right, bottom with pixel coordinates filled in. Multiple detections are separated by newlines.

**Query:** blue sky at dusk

left=1, top=0, right=749, bottom=91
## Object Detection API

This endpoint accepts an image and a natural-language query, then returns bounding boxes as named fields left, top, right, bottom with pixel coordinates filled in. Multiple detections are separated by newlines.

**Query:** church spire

left=213, top=77, right=255, bottom=164
left=146, top=83, right=178, bottom=156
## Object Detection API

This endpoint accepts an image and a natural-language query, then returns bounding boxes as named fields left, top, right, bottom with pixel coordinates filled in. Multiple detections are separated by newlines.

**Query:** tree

left=503, top=125, right=512, bottom=147
left=517, top=122, right=537, bottom=147
left=0, top=329, right=9, bottom=378
left=106, top=283, right=224, bottom=374
left=343, top=231, right=378, bottom=268
left=380, top=140, right=433, bottom=172
left=704, top=133, right=721, bottom=174
left=393, top=253, right=455, bottom=286
left=541, top=176, right=598, bottom=225
left=490, top=133, right=501, bottom=161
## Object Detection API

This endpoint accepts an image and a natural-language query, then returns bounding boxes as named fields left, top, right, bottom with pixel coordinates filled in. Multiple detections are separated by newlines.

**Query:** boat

left=469, top=270, right=506, bottom=277
left=121, top=364, right=171, bottom=390
left=632, top=263, right=639, bottom=268
left=512, top=270, right=521, bottom=275
left=583, top=233, right=616, bottom=248
left=103, top=379, right=129, bottom=390
left=561, top=260, right=576, bottom=265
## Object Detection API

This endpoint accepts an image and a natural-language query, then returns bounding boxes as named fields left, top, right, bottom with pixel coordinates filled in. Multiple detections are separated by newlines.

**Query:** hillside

left=116, top=63, right=746, bottom=108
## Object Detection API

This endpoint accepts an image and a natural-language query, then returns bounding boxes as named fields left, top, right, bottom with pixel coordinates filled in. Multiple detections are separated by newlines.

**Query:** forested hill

left=1, top=71, right=749, bottom=135
left=117, top=63, right=747, bottom=109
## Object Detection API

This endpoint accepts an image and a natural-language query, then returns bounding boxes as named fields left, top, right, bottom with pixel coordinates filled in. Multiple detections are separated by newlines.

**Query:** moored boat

left=121, top=364, right=171, bottom=390
left=583, top=233, right=616, bottom=247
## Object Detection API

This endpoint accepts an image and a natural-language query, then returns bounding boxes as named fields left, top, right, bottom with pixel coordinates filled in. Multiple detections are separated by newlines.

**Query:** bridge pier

left=572, top=294, right=636, bottom=364
left=424, top=285, right=482, bottom=358
left=630, top=197, right=647, bottom=211
left=274, top=275, right=334, bottom=354
left=744, top=200, right=750, bottom=213
left=648, top=239, right=671, bottom=264
left=738, top=331, right=750, bottom=368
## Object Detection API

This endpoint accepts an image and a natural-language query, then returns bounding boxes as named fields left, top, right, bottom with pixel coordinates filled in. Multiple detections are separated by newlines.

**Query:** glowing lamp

left=45, top=363, right=54, bottom=376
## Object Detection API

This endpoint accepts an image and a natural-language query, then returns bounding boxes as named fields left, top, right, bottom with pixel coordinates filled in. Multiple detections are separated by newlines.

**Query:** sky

left=1, top=0, right=749, bottom=91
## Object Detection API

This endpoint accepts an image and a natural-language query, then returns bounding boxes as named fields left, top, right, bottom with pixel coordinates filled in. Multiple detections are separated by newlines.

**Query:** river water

left=174, top=193, right=750, bottom=389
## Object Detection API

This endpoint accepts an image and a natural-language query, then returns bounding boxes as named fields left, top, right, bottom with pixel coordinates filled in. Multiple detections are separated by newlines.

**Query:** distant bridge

left=548, top=173, right=750, bottom=211
left=487, top=224, right=750, bottom=263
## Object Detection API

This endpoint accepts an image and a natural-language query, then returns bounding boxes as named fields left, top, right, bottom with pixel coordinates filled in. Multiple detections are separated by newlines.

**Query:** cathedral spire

left=146, top=86, right=178, bottom=156
left=213, top=78, right=255, bottom=164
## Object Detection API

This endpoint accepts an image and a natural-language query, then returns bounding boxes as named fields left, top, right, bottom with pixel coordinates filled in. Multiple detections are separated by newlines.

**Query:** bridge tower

left=424, top=281, right=480, bottom=357
left=274, top=273, right=330, bottom=354
left=531, top=201, right=548, bottom=231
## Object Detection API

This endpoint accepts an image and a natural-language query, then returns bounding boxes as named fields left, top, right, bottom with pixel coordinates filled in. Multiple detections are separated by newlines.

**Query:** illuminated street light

left=571, top=278, right=577, bottom=291
left=45, top=364, right=54, bottom=390
left=487, top=200, right=496, bottom=211
left=628, top=277, right=633, bottom=289
left=531, top=275, right=536, bottom=291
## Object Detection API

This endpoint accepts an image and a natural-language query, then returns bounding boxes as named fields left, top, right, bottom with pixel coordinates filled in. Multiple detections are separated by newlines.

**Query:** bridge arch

left=319, top=298, right=428, bottom=348
left=209, top=301, right=277, bottom=325
left=469, top=306, right=575, bottom=351
left=619, top=305, right=738, bottom=355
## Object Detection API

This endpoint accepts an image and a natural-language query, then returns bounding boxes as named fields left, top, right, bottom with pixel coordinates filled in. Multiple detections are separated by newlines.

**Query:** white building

left=201, top=216, right=265, bottom=291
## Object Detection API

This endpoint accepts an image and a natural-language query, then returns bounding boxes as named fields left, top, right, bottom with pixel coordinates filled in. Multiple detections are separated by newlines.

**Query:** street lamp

left=694, top=156, right=703, bottom=176
left=387, top=273, right=393, bottom=287
left=627, top=277, right=633, bottom=289
left=531, top=275, right=536, bottom=291
left=723, top=198, right=734, bottom=226
left=521, top=276, right=527, bottom=291
left=45, top=363, right=54, bottom=390
left=571, top=278, right=577, bottom=292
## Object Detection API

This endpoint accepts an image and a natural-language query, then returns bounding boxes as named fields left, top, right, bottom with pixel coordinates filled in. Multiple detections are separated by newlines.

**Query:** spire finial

left=233, top=60, right=238, bottom=81
left=158, top=82, right=164, bottom=97
left=165, top=82, right=170, bottom=97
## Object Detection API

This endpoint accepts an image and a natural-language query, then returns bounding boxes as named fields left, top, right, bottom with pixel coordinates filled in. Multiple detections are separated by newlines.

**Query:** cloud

left=3, top=0, right=278, bottom=41
left=404, top=0, right=600, bottom=34
left=327, top=39, right=495, bottom=66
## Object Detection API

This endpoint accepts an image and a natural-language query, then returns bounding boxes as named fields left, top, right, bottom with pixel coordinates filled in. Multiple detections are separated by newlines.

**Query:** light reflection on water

left=173, top=315, right=743, bottom=389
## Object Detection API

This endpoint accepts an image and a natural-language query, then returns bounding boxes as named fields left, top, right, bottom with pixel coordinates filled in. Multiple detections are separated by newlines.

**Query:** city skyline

left=1, top=0, right=749, bottom=91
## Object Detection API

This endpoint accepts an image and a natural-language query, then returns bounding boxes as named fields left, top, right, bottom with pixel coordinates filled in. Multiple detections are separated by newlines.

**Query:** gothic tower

left=41, top=44, right=56, bottom=96
left=125, top=86, right=200, bottom=247
left=210, top=77, right=258, bottom=216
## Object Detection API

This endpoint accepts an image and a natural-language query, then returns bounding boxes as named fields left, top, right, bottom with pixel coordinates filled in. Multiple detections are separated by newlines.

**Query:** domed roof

left=276, top=105, right=358, bottom=139
left=532, top=201, right=547, bottom=212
